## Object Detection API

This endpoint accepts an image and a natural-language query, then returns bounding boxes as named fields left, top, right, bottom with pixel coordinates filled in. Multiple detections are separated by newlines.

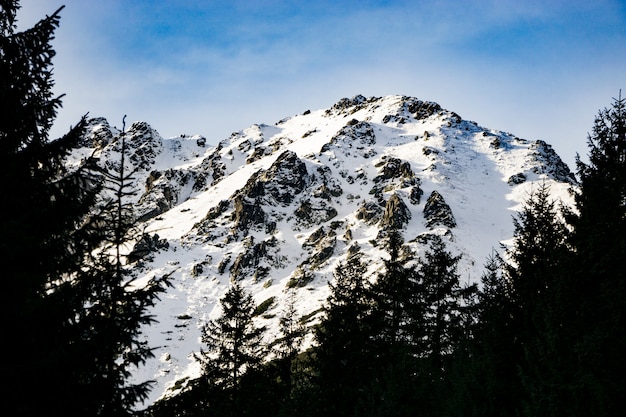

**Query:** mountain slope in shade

left=69, top=95, right=576, bottom=406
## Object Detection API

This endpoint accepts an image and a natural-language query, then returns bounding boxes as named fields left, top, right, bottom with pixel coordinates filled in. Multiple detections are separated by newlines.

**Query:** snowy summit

left=68, top=94, right=576, bottom=406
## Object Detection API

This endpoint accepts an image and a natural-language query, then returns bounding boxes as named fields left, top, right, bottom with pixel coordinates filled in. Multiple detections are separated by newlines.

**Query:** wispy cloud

left=16, top=0, right=626, bottom=167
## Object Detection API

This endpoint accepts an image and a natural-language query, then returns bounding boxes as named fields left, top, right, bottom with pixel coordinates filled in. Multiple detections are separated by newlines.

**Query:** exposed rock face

left=356, top=200, right=384, bottom=225
left=313, top=166, right=343, bottom=199
left=137, top=169, right=203, bottom=222
left=302, top=227, right=327, bottom=248
left=324, top=94, right=376, bottom=117
left=232, top=196, right=266, bottom=235
left=109, top=121, right=163, bottom=173
left=320, top=121, right=377, bottom=155
left=423, top=190, right=456, bottom=228
left=81, top=117, right=118, bottom=148
left=382, top=96, right=443, bottom=124
left=260, top=151, right=309, bottom=204
left=370, top=156, right=422, bottom=197
left=246, top=146, right=271, bottom=164
left=380, top=193, right=412, bottom=230
left=230, top=237, right=281, bottom=282
left=409, top=185, right=424, bottom=205
left=241, top=150, right=310, bottom=206
left=128, top=233, right=169, bottom=262
left=507, top=172, right=527, bottom=185
left=374, top=157, right=414, bottom=182
left=529, top=140, right=577, bottom=183
left=294, top=200, right=338, bottom=227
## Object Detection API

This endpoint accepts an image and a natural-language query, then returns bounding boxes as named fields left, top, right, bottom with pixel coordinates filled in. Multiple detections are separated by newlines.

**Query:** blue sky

left=18, top=0, right=626, bottom=167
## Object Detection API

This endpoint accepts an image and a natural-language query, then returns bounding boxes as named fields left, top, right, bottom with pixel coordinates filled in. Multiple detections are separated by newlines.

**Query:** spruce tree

left=367, top=230, right=422, bottom=416
left=195, top=281, right=266, bottom=416
left=418, top=235, right=474, bottom=368
left=412, top=235, right=475, bottom=417
left=459, top=252, right=521, bottom=417
left=275, top=289, right=305, bottom=393
left=70, top=119, right=173, bottom=415
left=567, top=92, right=626, bottom=416
left=312, top=248, right=376, bottom=416
left=499, top=183, right=571, bottom=416
left=0, top=3, right=102, bottom=415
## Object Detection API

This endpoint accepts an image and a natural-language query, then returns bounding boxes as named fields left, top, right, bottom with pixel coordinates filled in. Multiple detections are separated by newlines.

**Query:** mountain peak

left=70, top=94, right=576, bottom=406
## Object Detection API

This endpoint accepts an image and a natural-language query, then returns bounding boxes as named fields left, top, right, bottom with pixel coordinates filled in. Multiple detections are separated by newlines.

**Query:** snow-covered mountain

left=70, top=94, right=576, bottom=406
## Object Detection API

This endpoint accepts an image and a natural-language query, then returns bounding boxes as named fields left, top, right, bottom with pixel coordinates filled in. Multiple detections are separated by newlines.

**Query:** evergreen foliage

left=312, top=248, right=377, bottom=416
left=71, top=119, right=173, bottom=415
left=194, top=281, right=267, bottom=416
left=0, top=3, right=100, bottom=415
left=567, top=92, right=626, bottom=417
left=1, top=4, right=171, bottom=414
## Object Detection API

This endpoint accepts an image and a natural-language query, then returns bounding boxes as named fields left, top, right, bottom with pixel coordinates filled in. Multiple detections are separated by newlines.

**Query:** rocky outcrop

left=82, top=117, right=118, bottom=148
left=370, top=156, right=422, bottom=196
left=197, top=143, right=228, bottom=186
left=294, top=200, right=338, bottom=228
left=230, top=237, right=280, bottom=282
left=373, top=157, right=414, bottom=182
left=128, top=233, right=169, bottom=263
left=324, top=94, right=378, bottom=117
left=246, top=146, right=271, bottom=164
left=380, top=193, right=412, bottom=230
left=137, top=169, right=203, bottom=222
left=507, top=172, right=527, bottom=185
left=423, top=190, right=456, bottom=228
left=356, top=200, right=384, bottom=225
left=112, top=122, right=163, bottom=173
left=232, top=196, right=266, bottom=234
left=240, top=151, right=310, bottom=206
left=312, top=166, right=343, bottom=199
left=320, top=121, right=377, bottom=155
left=528, top=140, right=577, bottom=183
left=302, top=227, right=327, bottom=248
left=409, top=185, right=424, bottom=205
left=382, top=96, right=443, bottom=124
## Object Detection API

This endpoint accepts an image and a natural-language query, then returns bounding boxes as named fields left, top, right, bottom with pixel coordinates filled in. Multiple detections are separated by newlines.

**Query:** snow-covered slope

left=70, top=95, right=576, bottom=407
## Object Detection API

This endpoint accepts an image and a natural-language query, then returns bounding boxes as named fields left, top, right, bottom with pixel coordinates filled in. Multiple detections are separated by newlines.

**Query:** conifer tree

left=70, top=119, right=173, bottom=415
left=457, top=253, right=521, bottom=417
left=411, top=235, right=475, bottom=416
left=566, top=92, right=626, bottom=416
left=418, top=235, right=474, bottom=368
left=0, top=3, right=102, bottom=415
left=366, top=230, right=422, bottom=416
left=275, top=289, right=305, bottom=390
left=313, top=248, right=376, bottom=416
left=195, top=281, right=266, bottom=416
left=498, top=183, right=571, bottom=416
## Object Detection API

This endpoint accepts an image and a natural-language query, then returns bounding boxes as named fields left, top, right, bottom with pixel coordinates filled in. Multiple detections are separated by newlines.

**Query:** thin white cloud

left=15, top=0, right=626, bottom=169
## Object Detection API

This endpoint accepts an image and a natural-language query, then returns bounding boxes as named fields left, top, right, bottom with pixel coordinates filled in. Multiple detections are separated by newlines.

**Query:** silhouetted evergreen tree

left=566, top=92, right=626, bottom=416
left=70, top=119, right=172, bottom=415
left=490, top=183, right=570, bottom=417
left=0, top=3, right=102, bottom=415
left=411, top=235, right=476, bottom=417
left=312, top=248, right=377, bottom=416
left=418, top=236, right=475, bottom=369
left=273, top=289, right=306, bottom=406
left=195, top=281, right=267, bottom=417
left=451, top=252, right=520, bottom=417
left=367, top=230, right=422, bottom=416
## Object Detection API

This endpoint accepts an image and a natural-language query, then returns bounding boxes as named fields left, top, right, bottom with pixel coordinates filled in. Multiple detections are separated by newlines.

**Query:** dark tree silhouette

left=566, top=92, right=626, bottom=417
left=0, top=3, right=100, bottom=415
left=195, top=281, right=266, bottom=416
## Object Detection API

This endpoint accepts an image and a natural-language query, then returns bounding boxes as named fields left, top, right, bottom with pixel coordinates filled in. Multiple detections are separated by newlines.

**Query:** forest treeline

left=2, top=3, right=625, bottom=416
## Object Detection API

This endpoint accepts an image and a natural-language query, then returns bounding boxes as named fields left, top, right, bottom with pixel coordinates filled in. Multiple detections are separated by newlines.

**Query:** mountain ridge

left=68, top=94, right=576, bottom=406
